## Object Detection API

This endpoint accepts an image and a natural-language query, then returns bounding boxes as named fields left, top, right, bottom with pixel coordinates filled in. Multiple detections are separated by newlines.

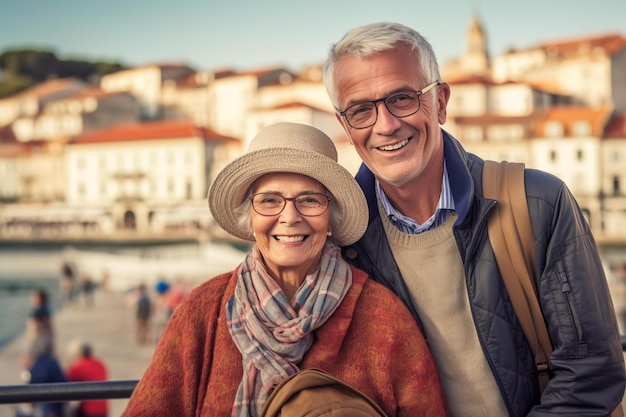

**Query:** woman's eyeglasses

left=249, top=193, right=331, bottom=216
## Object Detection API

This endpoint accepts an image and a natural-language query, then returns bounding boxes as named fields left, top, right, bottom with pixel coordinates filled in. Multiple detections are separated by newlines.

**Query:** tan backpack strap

left=483, top=160, right=552, bottom=392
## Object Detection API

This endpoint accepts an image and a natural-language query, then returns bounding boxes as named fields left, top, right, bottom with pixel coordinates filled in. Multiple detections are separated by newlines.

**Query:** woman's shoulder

left=343, top=267, right=425, bottom=344
left=349, top=266, right=411, bottom=313
left=177, top=269, right=237, bottom=309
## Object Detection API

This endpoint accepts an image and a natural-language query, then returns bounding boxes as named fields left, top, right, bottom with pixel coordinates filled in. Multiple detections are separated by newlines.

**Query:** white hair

left=323, top=21, right=441, bottom=109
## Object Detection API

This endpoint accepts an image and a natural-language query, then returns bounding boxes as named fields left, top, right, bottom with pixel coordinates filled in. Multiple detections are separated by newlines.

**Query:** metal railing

left=2, top=336, right=626, bottom=405
left=0, top=380, right=137, bottom=404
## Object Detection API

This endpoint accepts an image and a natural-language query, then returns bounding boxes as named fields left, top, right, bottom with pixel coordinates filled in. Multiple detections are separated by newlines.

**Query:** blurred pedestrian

left=153, top=280, right=171, bottom=344
left=165, top=278, right=188, bottom=318
left=134, top=284, right=152, bottom=345
left=61, top=260, right=78, bottom=304
left=66, top=339, right=109, bottom=417
left=80, top=275, right=96, bottom=308
left=17, top=347, right=66, bottom=417
left=22, top=289, right=55, bottom=370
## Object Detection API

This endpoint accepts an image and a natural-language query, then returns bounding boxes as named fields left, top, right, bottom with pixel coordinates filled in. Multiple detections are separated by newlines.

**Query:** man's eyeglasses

left=339, top=80, right=441, bottom=129
left=249, top=193, right=332, bottom=217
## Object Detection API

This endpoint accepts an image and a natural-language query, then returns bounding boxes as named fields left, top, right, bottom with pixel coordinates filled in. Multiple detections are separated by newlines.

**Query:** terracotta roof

left=535, top=106, right=612, bottom=137
left=448, top=76, right=496, bottom=85
left=59, top=87, right=122, bottom=101
left=72, top=120, right=238, bottom=144
left=11, top=77, right=86, bottom=100
left=133, top=62, right=194, bottom=71
left=215, top=67, right=293, bottom=81
left=0, top=143, right=26, bottom=157
left=450, top=111, right=544, bottom=126
left=533, top=33, right=626, bottom=57
left=0, top=140, right=47, bottom=157
left=604, top=113, right=626, bottom=139
left=236, top=67, right=290, bottom=77
left=263, top=101, right=332, bottom=113
left=524, top=81, right=571, bottom=96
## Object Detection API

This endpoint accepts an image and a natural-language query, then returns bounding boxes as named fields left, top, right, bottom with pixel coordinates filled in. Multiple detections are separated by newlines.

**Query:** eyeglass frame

left=338, top=80, right=442, bottom=129
left=249, top=192, right=332, bottom=217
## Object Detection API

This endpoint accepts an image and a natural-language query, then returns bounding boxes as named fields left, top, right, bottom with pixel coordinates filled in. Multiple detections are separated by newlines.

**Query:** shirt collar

left=376, top=162, right=455, bottom=234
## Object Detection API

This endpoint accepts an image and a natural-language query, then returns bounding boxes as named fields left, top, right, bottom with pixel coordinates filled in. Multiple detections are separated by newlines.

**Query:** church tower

left=461, top=14, right=490, bottom=77
left=440, top=13, right=492, bottom=81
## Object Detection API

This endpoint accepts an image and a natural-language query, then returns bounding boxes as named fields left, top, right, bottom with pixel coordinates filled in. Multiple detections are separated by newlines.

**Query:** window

left=611, top=149, right=621, bottom=163
left=464, top=126, right=483, bottom=142
left=572, top=121, right=591, bottom=137
left=545, top=122, right=563, bottom=137
left=186, top=180, right=193, bottom=199
left=613, top=176, right=621, bottom=196
left=487, top=125, right=524, bottom=141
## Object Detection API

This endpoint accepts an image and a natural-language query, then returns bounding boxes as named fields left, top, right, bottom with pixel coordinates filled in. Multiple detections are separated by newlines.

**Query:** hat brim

left=208, top=147, right=367, bottom=246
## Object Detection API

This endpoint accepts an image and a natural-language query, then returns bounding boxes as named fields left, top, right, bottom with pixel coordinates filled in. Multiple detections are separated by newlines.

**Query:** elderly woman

left=121, top=123, right=448, bottom=417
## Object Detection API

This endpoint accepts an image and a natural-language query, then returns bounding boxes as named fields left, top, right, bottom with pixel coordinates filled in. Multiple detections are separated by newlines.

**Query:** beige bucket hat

left=208, top=122, right=367, bottom=246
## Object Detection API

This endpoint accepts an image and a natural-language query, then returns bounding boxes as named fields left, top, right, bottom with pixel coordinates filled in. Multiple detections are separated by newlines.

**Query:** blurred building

left=442, top=15, right=626, bottom=244
left=0, top=15, right=625, bottom=245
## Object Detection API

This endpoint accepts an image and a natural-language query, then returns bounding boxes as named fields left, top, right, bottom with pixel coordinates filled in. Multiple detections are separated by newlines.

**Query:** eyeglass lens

left=251, top=193, right=330, bottom=216
left=344, top=91, right=421, bottom=128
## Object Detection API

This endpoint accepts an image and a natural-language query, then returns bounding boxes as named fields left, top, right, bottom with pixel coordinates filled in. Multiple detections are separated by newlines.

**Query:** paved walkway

left=1, top=288, right=624, bottom=416
left=0, top=289, right=156, bottom=417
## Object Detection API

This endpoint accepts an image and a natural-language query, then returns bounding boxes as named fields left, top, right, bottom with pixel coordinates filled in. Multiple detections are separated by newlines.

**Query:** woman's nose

left=278, top=200, right=302, bottom=222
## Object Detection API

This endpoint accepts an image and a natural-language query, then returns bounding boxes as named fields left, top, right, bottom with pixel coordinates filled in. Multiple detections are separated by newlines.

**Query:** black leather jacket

left=342, top=129, right=625, bottom=416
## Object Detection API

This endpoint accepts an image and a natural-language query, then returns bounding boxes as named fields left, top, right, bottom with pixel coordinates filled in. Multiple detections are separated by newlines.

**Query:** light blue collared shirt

left=377, top=162, right=456, bottom=234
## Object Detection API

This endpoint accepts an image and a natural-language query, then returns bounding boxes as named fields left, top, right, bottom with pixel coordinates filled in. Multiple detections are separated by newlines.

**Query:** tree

left=0, top=48, right=125, bottom=98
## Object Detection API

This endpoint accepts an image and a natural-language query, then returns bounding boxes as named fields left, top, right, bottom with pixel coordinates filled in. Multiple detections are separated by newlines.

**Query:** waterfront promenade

left=1, top=284, right=625, bottom=416
left=0, top=288, right=155, bottom=417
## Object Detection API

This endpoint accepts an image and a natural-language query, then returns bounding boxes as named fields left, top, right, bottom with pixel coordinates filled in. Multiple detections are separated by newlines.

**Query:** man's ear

left=437, top=82, right=451, bottom=125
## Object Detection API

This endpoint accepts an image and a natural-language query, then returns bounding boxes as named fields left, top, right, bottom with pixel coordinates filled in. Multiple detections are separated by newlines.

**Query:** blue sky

left=1, top=0, right=625, bottom=72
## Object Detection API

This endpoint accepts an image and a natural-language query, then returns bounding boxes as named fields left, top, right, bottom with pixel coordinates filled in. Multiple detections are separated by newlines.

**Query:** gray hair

left=322, top=22, right=442, bottom=110
left=234, top=191, right=344, bottom=245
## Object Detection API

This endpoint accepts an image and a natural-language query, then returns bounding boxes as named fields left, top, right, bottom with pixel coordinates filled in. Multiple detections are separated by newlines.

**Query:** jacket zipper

left=557, top=265, right=584, bottom=343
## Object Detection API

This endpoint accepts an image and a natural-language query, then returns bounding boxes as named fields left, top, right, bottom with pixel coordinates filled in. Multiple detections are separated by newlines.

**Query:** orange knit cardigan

left=121, top=265, right=449, bottom=417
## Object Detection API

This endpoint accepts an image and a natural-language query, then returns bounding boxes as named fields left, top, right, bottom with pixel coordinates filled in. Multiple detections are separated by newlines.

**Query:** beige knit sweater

left=381, top=207, right=508, bottom=417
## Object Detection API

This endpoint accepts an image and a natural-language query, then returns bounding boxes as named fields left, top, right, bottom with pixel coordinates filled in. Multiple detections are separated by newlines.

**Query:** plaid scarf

left=226, top=240, right=352, bottom=417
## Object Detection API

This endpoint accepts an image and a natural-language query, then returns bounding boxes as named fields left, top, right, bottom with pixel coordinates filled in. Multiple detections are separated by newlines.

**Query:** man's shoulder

left=516, top=167, right=566, bottom=212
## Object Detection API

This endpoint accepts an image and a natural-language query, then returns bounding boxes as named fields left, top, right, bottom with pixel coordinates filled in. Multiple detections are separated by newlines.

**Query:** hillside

left=0, top=48, right=125, bottom=98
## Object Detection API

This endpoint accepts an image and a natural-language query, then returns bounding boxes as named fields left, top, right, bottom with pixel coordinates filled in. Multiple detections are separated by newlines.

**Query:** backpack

left=260, top=368, right=388, bottom=417
left=483, top=160, right=625, bottom=417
